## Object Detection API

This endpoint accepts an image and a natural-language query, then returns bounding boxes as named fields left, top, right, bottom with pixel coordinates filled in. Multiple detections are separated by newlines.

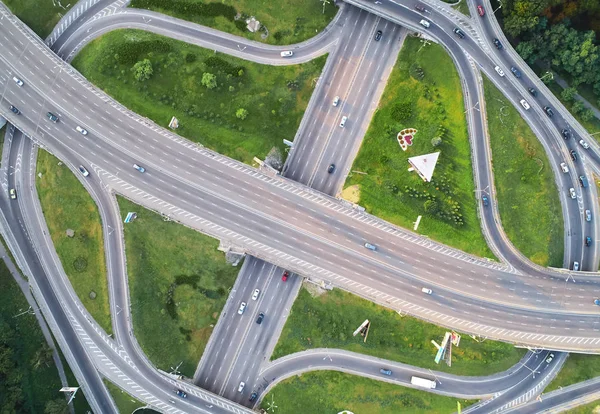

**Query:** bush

left=391, top=102, right=413, bottom=122
left=131, top=59, right=153, bottom=81
left=236, top=108, right=248, bottom=120
left=130, top=0, right=236, bottom=21
left=201, top=72, right=217, bottom=89
left=204, top=56, right=245, bottom=77
left=72, top=256, right=88, bottom=272
left=114, top=40, right=171, bottom=65
left=184, top=53, right=197, bottom=63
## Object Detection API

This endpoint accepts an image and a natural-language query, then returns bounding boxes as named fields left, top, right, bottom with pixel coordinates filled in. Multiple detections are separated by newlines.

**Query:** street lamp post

left=540, top=71, right=554, bottom=82
left=493, top=0, right=503, bottom=14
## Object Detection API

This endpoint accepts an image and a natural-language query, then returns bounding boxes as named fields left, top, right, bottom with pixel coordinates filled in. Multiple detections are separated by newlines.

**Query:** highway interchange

left=2, top=0, right=600, bottom=412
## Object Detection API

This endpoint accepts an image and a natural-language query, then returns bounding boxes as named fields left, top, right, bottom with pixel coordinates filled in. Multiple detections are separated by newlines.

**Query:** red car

left=477, top=5, right=485, bottom=16
left=282, top=271, right=289, bottom=281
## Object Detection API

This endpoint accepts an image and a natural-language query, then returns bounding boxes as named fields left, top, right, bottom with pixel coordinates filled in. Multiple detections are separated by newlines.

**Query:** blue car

left=380, top=368, right=392, bottom=376
left=133, top=163, right=146, bottom=173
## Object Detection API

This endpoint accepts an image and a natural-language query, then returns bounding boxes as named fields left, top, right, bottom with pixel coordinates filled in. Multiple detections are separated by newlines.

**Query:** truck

left=411, top=376, right=436, bottom=389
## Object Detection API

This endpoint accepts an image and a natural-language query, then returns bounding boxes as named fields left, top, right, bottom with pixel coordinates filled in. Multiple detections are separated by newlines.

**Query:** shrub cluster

left=203, top=56, right=245, bottom=77
left=114, top=40, right=172, bottom=64
left=130, top=0, right=236, bottom=21
left=404, top=185, right=464, bottom=226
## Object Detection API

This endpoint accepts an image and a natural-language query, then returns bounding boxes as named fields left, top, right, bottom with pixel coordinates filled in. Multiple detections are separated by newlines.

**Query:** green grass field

left=453, top=1, right=471, bottom=16
left=3, top=0, right=73, bottom=38
left=272, top=287, right=525, bottom=376
left=0, top=259, right=67, bottom=413
left=72, top=29, right=326, bottom=165
left=129, top=0, right=338, bottom=45
left=483, top=76, right=563, bottom=267
left=260, top=371, right=475, bottom=414
left=546, top=354, right=600, bottom=392
left=36, top=150, right=112, bottom=334
left=119, top=197, right=240, bottom=378
left=561, top=400, right=600, bottom=413
left=343, top=36, right=494, bottom=259
left=104, top=380, right=145, bottom=412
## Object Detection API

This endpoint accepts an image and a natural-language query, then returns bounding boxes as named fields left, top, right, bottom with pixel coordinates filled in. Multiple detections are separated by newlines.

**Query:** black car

left=415, top=4, right=426, bottom=12
left=47, top=112, right=59, bottom=122
left=544, top=106, right=554, bottom=117
left=510, top=66, right=521, bottom=78
left=9, top=105, right=20, bottom=115
left=328, top=164, right=335, bottom=174
left=561, top=129, right=570, bottom=140
left=453, top=28, right=465, bottom=38
left=374, top=30, right=382, bottom=41
left=249, top=392, right=258, bottom=402
left=256, top=312, right=264, bottom=324
left=570, top=150, right=578, bottom=162
left=528, top=87, right=537, bottom=96
left=586, top=237, right=593, bottom=247
left=482, top=195, right=489, bottom=206
left=493, top=38, right=503, bottom=49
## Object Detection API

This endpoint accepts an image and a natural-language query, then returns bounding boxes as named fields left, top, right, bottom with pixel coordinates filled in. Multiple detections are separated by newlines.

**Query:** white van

left=280, top=51, right=293, bottom=57
left=421, top=287, right=433, bottom=295
left=340, top=116, right=348, bottom=128
left=419, top=20, right=430, bottom=28
left=519, top=99, right=530, bottom=110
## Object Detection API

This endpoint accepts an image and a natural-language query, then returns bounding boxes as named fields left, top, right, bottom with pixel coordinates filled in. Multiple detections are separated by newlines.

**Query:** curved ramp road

left=3, top=4, right=600, bottom=352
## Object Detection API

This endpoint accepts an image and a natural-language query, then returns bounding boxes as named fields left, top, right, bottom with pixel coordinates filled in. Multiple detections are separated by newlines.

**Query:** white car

left=573, top=262, right=580, bottom=271
left=13, top=77, right=23, bottom=87
left=333, top=96, right=340, bottom=107
left=579, top=139, right=590, bottom=149
left=560, top=162, right=569, bottom=173
left=419, top=19, right=430, bottom=28
left=569, top=188, right=576, bottom=199
left=76, top=125, right=88, bottom=135
left=421, top=287, right=433, bottom=295
left=238, top=302, right=247, bottom=315
left=546, top=353, right=555, bottom=363
left=252, top=289, right=260, bottom=301
left=78, top=165, right=90, bottom=177
left=340, top=116, right=348, bottom=128
left=494, top=66, right=505, bottom=77
left=280, top=51, right=293, bottom=57
left=238, top=382, right=245, bottom=393
left=519, top=99, right=530, bottom=110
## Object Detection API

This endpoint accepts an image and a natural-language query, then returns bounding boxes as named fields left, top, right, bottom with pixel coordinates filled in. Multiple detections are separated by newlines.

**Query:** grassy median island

left=36, top=150, right=112, bottom=334
left=0, top=259, right=68, bottom=413
left=129, top=0, right=338, bottom=45
left=562, top=400, right=600, bottom=414
left=261, top=371, right=475, bottom=414
left=483, top=76, right=563, bottom=267
left=343, top=36, right=493, bottom=258
left=272, top=286, right=525, bottom=376
left=72, top=29, right=326, bottom=165
left=3, top=0, right=73, bottom=37
left=118, top=197, right=240, bottom=378
left=545, top=354, right=600, bottom=392
left=103, top=380, right=146, bottom=413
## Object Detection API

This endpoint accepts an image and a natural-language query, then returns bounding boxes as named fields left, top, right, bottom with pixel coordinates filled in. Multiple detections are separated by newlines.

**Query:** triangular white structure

left=408, top=152, right=440, bottom=182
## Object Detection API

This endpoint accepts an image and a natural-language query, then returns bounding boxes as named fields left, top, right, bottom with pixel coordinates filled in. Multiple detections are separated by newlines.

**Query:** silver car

left=238, top=302, right=247, bottom=315
left=586, top=209, right=592, bottom=222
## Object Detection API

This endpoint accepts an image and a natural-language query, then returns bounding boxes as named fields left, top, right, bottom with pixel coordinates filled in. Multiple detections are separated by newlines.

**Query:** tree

left=561, top=87, right=578, bottom=102
left=201, top=72, right=217, bottom=89
left=32, top=344, right=54, bottom=370
left=423, top=199, right=440, bottom=215
left=431, top=137, right=442, bottom=147
left=579, top=108, right=595, bottom=122
left=44, top=399, right=68, bottom=414
left=131, top=59, right=153, bottom=82
left=572, top=100, right=586, bottom=115
left=236, top=108, right=248, bottom=120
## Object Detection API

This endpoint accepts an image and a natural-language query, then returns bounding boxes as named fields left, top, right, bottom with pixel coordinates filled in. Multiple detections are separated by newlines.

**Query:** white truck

left=411, top=376, right=436, bottom=389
